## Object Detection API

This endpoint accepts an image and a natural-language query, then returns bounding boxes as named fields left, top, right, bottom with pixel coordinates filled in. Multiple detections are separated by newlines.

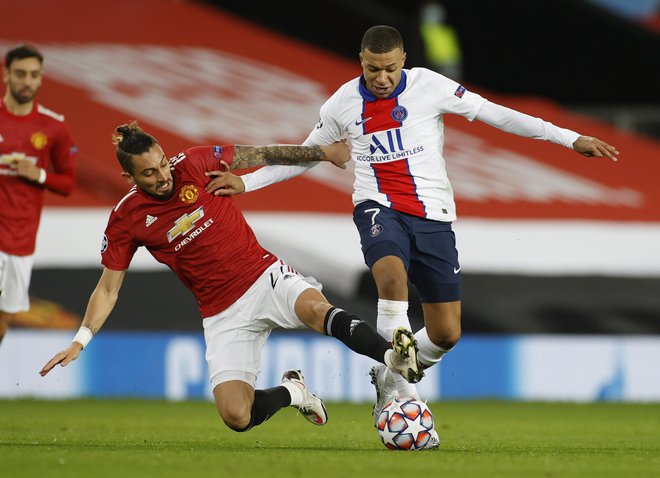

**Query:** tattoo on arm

left=232, top=145, right=326, bottom=169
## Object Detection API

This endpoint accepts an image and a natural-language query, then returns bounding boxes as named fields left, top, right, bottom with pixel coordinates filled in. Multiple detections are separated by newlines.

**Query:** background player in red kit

left=0, top=45, right=77, bottom=345
left=40, top=122, right=423, bottom=434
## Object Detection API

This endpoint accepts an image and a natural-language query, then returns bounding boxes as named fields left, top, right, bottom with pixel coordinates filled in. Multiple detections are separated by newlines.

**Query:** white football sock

left=377, top=299, right=419, bottom=399
left=281, top=381, right=303, bottom=407
left=377, top=299, right=410, bottom=339
left=416, top=327, right=452, bottom=367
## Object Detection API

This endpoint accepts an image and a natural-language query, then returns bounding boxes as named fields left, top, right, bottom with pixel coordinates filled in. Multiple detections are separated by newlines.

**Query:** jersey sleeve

left=426, top=70, right=487, bottom=121
left=236, top=91, right=348, bottom=192
left=184, top=145, right=236, bottom=173
left=475, top=101, right=580, bottom=149
left=240, top=97, right=343, bottom=192
left=44, top=121, right=77, bottom=196
left=303, top=96, right=344, bottom=147
left=101, top=209, right=139, bottom=271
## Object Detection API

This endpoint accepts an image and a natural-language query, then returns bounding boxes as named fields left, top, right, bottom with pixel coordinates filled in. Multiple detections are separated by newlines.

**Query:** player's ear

left=120, top=171, right=135, bottom=185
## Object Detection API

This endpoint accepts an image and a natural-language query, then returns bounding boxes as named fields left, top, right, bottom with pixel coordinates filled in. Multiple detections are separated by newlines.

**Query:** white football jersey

left=304, top=68, right=486, bottom=222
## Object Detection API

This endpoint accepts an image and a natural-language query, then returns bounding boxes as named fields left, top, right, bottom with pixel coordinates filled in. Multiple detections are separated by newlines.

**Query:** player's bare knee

left=376, top=275, right=408, bottom=298
left=311, top=300, right=332, bottom=321
left=440, top=329, right=461, bottom=349
left=430, top=328, right=461, bottom=350
left=217, top=401, right=252, bottom=431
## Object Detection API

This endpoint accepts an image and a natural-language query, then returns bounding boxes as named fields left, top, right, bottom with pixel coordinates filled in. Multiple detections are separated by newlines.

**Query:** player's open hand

left=39, top=343, right=83, bottom=377
left=573, top=136, right=619, bottom=162
left=13, top=158, right=42, bottom=182
left=321, top=139, right=351, bottom=169
left=205, top=161, right=246, bottom=196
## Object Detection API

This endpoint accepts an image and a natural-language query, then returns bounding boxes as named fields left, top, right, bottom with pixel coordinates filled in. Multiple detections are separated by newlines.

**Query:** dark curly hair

left=4, top=44, right=43, bottom=68
left=111, top=121, right=159, bottom=173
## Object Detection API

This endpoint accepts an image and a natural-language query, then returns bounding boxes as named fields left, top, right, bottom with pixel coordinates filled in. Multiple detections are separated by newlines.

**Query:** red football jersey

left=101, top=145, right=278, bottom=318
left=0, top=100, right=77, bottom=255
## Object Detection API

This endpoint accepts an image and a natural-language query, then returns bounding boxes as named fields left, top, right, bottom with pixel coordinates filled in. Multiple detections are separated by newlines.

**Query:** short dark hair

left=361, top=25, right=404, bottom=54
left=111, top=121, right=159, bottom=173
left=5, top=44, right=44, bottom=69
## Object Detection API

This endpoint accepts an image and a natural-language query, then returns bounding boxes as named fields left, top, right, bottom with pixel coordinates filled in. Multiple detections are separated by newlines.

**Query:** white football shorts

left=203, top=259, right=322, bottom=389
left=0, top=251, right=33, bottom=313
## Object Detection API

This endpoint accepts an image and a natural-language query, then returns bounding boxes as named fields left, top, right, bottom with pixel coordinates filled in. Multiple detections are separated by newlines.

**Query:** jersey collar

left=358, top=70, right=407, bottom=101
left=0, top=99, right=38, bottom=120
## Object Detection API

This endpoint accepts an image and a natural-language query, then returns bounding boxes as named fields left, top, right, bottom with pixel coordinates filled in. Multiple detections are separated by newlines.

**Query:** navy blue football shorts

left=353, top=200, right=461, bottom=303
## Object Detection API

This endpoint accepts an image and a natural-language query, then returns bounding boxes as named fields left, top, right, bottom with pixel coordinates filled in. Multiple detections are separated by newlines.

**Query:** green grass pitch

left=1, top=399, right=659, bottom=478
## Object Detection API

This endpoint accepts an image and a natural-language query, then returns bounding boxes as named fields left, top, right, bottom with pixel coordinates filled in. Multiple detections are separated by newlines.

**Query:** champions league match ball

left=376, top=397, right=435, bottom=450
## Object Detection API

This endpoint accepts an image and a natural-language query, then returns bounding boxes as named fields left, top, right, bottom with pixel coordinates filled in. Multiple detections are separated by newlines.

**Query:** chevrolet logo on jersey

left=167, top=206, right=205, bottom=242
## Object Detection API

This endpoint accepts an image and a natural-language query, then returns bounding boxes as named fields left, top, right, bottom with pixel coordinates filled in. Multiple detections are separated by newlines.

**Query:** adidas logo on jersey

left=145, top=214, right=158, bottom=227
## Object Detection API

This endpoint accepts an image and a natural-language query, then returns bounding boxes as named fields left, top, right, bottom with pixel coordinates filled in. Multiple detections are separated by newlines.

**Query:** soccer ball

left=376, top=397, right=435, bottom=450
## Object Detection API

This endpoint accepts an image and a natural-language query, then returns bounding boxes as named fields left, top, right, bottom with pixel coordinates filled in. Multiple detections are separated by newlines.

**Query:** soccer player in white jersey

left=40, top=121, right=423, bottom=435
left=205, top=25, right=619, bottom=443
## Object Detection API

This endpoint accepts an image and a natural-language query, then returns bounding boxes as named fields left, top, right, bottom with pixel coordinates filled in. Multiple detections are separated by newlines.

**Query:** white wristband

left=38, top=168, right=47, bottom=184
left=72, top=326, right=93, bottom=349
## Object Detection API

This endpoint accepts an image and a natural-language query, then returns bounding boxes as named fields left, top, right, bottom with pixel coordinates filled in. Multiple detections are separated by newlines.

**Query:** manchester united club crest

left=31, top=131, right=48, bottom=150
left=179, top=184, right=199, bottom=204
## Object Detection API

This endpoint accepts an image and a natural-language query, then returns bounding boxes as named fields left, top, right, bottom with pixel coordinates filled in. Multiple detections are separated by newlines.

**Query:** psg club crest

left=390, top=105, right=408, bottom=122
left=370, top=224, right=383, bottom=237
left=179, top=184, right=199, bottom=204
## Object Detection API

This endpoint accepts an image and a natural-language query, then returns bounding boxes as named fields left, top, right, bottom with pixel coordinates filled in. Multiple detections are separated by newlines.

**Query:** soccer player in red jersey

left=40, top=122, right=422, bottom=432
left=0, top=45, right=77, bottom=345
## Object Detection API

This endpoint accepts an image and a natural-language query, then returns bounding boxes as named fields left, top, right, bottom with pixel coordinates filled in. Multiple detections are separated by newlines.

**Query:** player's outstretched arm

left=39, top=268, right=126, bottom=377
left=572, top=136, right=619, bottom=162
left=205, top=140, right=349, bottom=196
left=231, top=140, right=350, bottom=170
